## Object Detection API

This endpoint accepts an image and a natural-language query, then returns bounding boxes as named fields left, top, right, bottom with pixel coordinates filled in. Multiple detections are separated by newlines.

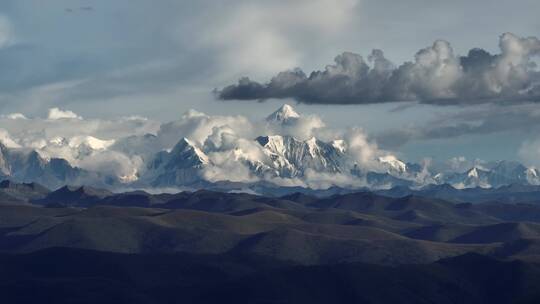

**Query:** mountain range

left=2, top=180, right=540, bottom=262
left=1, top=104, right=540, bottom=192
left=2, top=180, right=540, bottom=303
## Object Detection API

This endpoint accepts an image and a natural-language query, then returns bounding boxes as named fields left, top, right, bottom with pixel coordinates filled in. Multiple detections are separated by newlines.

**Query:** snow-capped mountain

left=146, top=137, right=210, bottom=186
left=266, top=104, right=300, bottom=123
left=2, top=104, right=540, bottom=192
left=37, top=135, right=115, bottom=163
left=255, top=135, right=343, bottom=178
left=0, top=143, right=12, bottom=176
left=0, top=142, right=91, bottom=189
left=435, top=161, right=540, bottom=189
left=378, top=155, right=407, bottom=175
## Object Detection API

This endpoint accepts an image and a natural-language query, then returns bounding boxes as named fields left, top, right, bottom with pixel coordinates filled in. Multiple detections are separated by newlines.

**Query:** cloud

left=218, top=33, right=540, bottom=105
left=0, top=109, right=160, bottom=184
left=376, top=103, right=540, bottom=149
left=266, top=114, right=326, bottom=140
left=519, top=140, right=540, bottom=168
left=0, top=107, right=159, bottom=162
left=198, top=0, right=360, bottom=78
left=3, top=113, right=27, bottom=120
left=78, top=151, right=142, bottom=183
left=156, top=110, right=256, bottom=150
left=344, top=128, right=381, bottom=169
left=47, top=107, right=82, bottom=120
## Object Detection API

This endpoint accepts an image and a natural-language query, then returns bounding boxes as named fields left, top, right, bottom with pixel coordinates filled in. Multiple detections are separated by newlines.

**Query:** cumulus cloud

left=343, top=128, right=381, bottom=169
left=266, top=112, right=326, bottom=140
left=47, top=107, right=82, bottom=120
left=156, top=110, right=257, bottom=150
left=219, top=33, right=540, bottom=105
left=78, top=151, right=143, bottom=183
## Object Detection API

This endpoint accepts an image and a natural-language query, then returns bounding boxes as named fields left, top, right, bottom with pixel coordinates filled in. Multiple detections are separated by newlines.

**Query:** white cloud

left=157, top=110, right=256, bottom=150
left=77, top=151, right=143, bottom=183
left=268, top=114, right=326, bottom=140
left=344, top=127, right=381, bottom=168
left=519, top=140, right=540, bottom=168
left=47, top=107, right=82, bottom=120
left=5, top=113, right=28, bottom=120
left=197, top=0, right=360, bottom=78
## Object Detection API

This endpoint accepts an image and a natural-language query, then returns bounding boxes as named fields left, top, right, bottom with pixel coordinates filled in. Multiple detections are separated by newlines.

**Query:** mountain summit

left=266, top=104, right=300, bottom=122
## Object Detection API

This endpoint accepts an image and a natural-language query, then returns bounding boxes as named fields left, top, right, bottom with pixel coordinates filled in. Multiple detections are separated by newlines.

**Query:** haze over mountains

left=1, top=104, right=540, bottom=193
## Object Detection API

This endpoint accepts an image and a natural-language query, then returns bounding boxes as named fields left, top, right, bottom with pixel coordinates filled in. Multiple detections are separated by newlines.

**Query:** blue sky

left=0, top=0, right=539, bottom=164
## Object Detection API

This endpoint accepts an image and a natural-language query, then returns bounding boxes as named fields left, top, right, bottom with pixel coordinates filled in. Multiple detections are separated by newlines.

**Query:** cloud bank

left=375, top=103, right=540, bottom=151
left=219, top=33, right=540, bottom=105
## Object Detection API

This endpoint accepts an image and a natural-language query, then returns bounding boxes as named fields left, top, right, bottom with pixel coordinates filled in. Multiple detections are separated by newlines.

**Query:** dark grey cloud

left=218, top=33, right=540, bottom=105
left=376, top=103, right=540, bottom=149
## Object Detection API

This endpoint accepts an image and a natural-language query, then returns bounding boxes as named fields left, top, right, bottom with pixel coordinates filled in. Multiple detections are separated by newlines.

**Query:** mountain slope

left=147, top=137, right=210, bottom=186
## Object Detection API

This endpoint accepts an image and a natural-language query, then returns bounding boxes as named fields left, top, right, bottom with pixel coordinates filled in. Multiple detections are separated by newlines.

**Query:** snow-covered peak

left=527, top=167, right=538, bottom=178
left=49, top=136, right=68, bottom=146
left=378, top=155, right=407, bottom=174
left=526, top=167, right=540, bottom=185
left=465, top=166, right=490, bottom=179
left=255, top=135, right=344, bottom=178
left=305, top=137, right=320, bottom=157
left=467, top=167, right=480, bottom=178
left=172, top=137, right=210, bottom=165
left=257, top=135, right=287, bottom=154
left=45, top=135, right=114, bottom=151
left=0, top=129, right=21, bottom=148
left=68, top=136, right=115, bottom=150
left=266, top=104, right=300, bottom=122
left=331, top=140, right=346, bottom=153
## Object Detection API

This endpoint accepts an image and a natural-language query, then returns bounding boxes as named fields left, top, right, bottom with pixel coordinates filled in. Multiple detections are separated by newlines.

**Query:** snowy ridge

left=266, top=104, right=300, bottom=122
left=0, top=105, right=539, bottom=191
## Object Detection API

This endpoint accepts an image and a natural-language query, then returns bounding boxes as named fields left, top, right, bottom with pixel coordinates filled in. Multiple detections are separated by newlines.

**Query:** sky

left=0, top=0, right=539, bottom=164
